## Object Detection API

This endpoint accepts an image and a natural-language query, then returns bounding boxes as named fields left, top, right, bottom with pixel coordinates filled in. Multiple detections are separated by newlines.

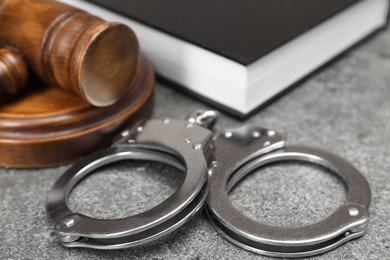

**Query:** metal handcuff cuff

left=46, top=111, right=371, bottom=258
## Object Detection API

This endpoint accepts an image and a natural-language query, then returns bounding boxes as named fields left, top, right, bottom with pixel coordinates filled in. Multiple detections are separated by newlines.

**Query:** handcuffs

left=46, top=111, right=371, bottom=258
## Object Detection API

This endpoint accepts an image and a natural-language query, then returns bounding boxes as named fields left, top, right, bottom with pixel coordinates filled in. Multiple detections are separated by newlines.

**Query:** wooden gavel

left=0, top=0, right=139, bottom=106
left=0, top=48, right=27, bottom=94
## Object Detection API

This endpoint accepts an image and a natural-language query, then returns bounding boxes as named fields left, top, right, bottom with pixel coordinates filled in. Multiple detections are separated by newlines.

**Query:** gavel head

left=0, top=0, right=140, bottom=107
left=69, top=22, right=139, bottom=107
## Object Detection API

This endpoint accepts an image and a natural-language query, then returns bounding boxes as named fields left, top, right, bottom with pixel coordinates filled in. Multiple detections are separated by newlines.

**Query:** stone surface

left=1, top=26, right=390, bottom=260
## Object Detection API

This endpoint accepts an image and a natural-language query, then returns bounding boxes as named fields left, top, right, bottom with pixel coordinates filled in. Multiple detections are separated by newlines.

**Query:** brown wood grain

left=0, top=57, right=155, bottom=168
left=0, top=0, right=139, bottom=107
left=0, top=48, right=28, bottom=94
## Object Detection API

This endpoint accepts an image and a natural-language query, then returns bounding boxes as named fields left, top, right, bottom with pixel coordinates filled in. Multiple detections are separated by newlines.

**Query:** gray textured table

left=1, top=27, right=390, bottom=260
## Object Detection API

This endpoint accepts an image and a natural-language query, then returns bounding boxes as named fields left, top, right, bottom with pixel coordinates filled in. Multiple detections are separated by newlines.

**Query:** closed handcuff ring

left=207, top=125, right=371, bottom=258
left=46, top=112, right=216, bottom=249
left=46, top=111, right=371, bottom=257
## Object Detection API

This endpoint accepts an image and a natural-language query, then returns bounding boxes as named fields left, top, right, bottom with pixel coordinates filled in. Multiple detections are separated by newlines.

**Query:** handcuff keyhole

left=67, top=161, right=184, bottom=220
left=228, top=162, right=348, bottom=228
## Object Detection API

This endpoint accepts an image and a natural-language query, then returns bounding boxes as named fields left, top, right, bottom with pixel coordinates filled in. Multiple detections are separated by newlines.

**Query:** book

left=60, top=0, right=390, bottom=117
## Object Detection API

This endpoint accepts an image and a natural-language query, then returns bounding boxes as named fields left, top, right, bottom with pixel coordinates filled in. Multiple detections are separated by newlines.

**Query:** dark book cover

left=85, top=0, right=360, bottom=65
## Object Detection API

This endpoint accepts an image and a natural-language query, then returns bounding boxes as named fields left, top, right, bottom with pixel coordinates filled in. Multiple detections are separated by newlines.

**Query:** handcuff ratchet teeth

left=46, top=110, right=371, bottom=257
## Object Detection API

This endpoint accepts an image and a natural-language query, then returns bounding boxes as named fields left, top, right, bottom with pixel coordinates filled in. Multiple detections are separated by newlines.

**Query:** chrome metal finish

left=46, top=111, right=371, bottom=256
left=46, top=111, right=215, bottom=250
left=206, top=126, right=371, bottom=258
left=185, top=110, right=218, bottom=129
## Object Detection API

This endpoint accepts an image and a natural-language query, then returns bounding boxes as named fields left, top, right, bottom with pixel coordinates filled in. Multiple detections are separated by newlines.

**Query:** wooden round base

left=0, top=57, right=154, bottom=168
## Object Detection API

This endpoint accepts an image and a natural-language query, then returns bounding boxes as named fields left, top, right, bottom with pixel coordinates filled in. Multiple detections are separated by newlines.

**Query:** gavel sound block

left=0, top=0, right=155, bottom=168
left=0, top=58, right=154, bottom=168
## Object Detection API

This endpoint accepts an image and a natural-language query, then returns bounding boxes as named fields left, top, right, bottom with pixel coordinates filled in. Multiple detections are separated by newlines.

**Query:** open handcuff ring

left=46, top=111, right=371, bottom=257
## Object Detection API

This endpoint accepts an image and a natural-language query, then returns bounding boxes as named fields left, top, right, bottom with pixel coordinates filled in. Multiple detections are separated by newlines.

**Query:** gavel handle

left=0, top=48, right=28, bottom=94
